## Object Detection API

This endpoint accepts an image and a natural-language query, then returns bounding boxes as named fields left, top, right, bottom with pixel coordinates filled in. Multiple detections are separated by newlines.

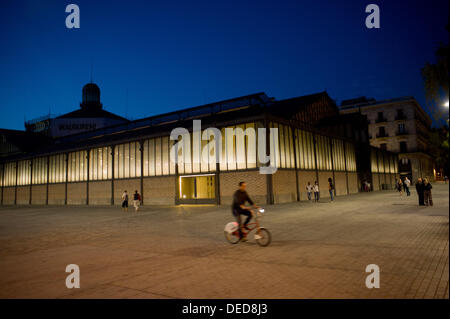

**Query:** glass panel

left=136, top=142, right=141, bottom=177
left=149, top=139, right=156, bottom=176
left=246, top=123, right=257, bottom=169
left=130, top=142, right=136, bottom=178
left=162, top=137, right=169, bottom=175
left=236, top=124, right=246, bottom=170
left=192, top=129, right=201, bottom=173
left=220, top=127, right=227, bottom=171
left=169, top=139, right=176, bottom=175
left=155, top=138, right=162, bottom=176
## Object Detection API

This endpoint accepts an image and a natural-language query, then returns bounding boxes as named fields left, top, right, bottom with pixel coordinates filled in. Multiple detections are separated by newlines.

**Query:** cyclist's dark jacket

left=232, top=190, right=254, bottom=211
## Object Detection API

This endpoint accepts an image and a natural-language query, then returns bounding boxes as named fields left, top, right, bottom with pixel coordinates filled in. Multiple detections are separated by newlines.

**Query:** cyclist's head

left=239, top=181, right=246, bottom=191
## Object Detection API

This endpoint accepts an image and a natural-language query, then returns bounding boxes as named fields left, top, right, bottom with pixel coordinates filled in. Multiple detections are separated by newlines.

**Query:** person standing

left=415, top=178, right=425, bottom=206
left=423, top=178, right=433, bottom=206
left=403, top=177, right=411, bottom=196
left=397, top=178, right=403, bottom=196
left=328, top=177, right=334, bottom=202
left=133, top=190, right=141, bottom=211
left=313, top=181, right=320, bottom=202
left=306, top=182, right=313, bottom=201
left=122, top=190, right=129, bottom=212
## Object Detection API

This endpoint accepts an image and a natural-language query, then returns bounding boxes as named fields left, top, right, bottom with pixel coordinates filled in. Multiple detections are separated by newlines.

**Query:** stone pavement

left=0, top=184, right=448, bottom=299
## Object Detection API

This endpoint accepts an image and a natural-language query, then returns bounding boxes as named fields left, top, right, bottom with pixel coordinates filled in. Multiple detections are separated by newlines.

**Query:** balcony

left=396, top=130, right=408, bottom=136
left=375, top=117, right=388, bottom=124
left=376, top=133, right=389, bottom=138
left=395, top=114, right=407, bottom=121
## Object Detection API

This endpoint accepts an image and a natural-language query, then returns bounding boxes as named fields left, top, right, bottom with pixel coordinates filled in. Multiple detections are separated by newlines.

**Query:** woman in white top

left=313, top=181, right=320, bottom=202
left=306, top=182, right=313, bottom=201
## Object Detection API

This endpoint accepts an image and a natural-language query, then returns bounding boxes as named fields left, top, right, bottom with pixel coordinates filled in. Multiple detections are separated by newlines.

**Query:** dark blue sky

left=0, top=0, right=448, bottom=129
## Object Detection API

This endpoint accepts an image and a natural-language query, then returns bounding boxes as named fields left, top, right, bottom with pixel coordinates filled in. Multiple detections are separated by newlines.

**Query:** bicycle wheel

left=224, top=231, right=240, bottom=244
left=255, top=227, right=271, bottom=247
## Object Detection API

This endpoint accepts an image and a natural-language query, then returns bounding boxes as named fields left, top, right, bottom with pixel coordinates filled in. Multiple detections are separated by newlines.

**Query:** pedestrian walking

left=397, top=178, right=403, bottom=196
left=423, top=178, right=433, bottom=206
left=306, top=182, right=313, bottom=201
left=133, top=190, right=141, bottom=211
left=122, top=190, right=129, bottom=211
left=403, top=177, right=411, bottom=196
left=363, top=181, right=369, bottom=192
left=415, top=178, right=425, bottom=206
left=328, top=177, right=334, bottom=202
left=313, top=181, right=320, bottom=202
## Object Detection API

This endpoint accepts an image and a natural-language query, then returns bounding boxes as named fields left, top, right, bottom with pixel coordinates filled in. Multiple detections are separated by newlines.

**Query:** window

left=396, top=109, right=406, bottom=120
left=378, top=126, right=386, bottom=137
left=398, top=123, right=406, bottom=134
left=380, top=143, right=387, bottom=151
left=400, top=141, right=407, bottom=153
left=377, top=112, right=384, bottom=121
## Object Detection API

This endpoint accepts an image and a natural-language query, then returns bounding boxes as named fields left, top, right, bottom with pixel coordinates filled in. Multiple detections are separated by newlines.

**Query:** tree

left=421, top=25, right=449, bottom=125
left=430, top=127, right=449, bottom=177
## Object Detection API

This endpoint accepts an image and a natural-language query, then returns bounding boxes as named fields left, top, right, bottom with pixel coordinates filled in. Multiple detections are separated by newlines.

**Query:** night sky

left=0, top=0, right=448, bottom=130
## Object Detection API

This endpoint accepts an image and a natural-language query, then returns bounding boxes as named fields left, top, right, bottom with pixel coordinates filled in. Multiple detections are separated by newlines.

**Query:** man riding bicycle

left=232, top=181, right=259, bottom=241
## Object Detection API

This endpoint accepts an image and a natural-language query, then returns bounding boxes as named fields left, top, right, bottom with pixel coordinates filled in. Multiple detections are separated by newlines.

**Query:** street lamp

left=444, top=100, right=449, bottom=107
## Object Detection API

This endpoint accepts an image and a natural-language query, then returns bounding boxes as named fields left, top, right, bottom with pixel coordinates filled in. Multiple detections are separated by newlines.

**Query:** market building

left=0, top=83, right=399, bottom=206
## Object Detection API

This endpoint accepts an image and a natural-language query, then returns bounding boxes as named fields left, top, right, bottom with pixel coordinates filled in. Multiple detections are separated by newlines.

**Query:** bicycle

left=224, top=208, right=272, bottom=247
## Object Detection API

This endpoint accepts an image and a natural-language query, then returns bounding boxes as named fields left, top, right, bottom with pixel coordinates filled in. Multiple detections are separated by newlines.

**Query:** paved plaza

left=0, top=184, right=448, bottom=299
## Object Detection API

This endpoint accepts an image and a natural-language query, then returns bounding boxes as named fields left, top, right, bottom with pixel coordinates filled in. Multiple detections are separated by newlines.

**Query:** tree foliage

left=421, top=25, right=449, bottom=124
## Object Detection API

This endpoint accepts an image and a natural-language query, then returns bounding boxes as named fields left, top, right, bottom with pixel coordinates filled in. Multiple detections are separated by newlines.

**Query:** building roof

left=339, top=96, right=415, bottom=110
left=0, top=129, right=50, bottom=157
left=1, top=90, right=354, bottom=162
left=270, top=91, right=332, bottom=115
left=57, top=107, right=128, bottom=121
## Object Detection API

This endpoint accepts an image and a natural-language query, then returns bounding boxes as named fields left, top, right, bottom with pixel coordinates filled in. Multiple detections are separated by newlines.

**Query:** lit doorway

left=179, top=174, right=216, bottom=204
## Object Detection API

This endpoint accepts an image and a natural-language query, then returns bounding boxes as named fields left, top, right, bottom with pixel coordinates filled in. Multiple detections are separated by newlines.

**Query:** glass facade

left=3, top=162, right=16, bottom=186
left=0, top=121, right=380, bottom=188
left=114, top=142, right=141, bottom=179
left=89, top=147, right=112, bottom=181
left=295, top=129, right=316, bottom=170
left=370, top=149, right=398, bottom=174
left=32, top=157, right=48, bottom=185
left=315, top=135, right=332, bottom=171
left=345, top=142, right=357, bottom=172
left=272, top=123, right=295, bottom=169
left=17, top=160, right=31, bottom=186
left=49, top=154, right=66, bottom=183
left=143, top=138, right=175, bottom=177
left=68, top=151, right=87, bottom=182
left=332, top=139, right=346, bottom=171
left=371, top=149, right=379, bottom=173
